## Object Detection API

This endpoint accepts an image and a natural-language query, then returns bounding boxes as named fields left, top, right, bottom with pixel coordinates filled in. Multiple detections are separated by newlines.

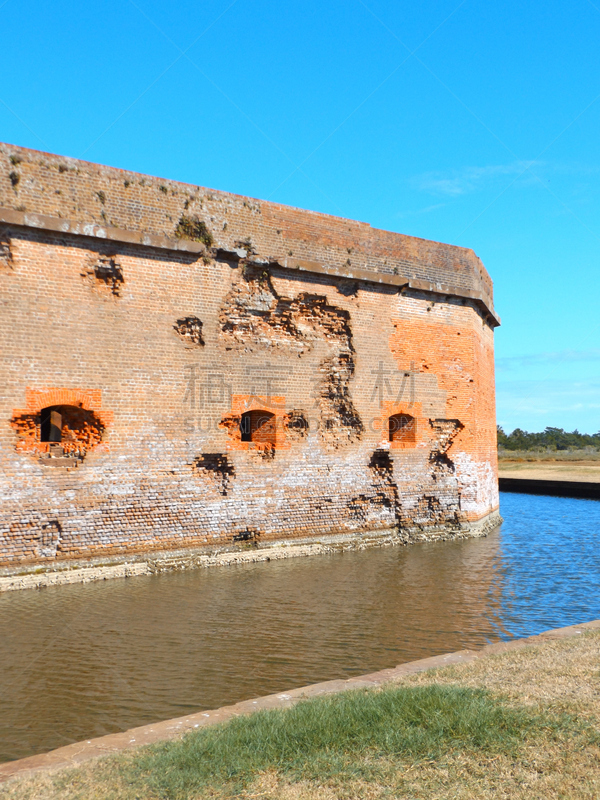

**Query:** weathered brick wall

left=0, top=144, right=500, bottom=571
left=0, top=143, right=495, bottom=312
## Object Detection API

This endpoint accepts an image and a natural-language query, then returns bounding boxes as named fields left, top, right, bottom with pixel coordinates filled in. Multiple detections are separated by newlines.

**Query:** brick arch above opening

left=23, top=388, right=104, bottom=414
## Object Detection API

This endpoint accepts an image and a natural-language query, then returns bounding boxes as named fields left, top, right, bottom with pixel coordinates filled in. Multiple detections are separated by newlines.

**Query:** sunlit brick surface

left=0, top=144, right=499, bottom=570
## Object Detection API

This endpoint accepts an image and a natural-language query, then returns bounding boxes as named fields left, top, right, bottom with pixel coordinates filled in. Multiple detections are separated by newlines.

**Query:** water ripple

left=0, top=491, right=598, bottom=762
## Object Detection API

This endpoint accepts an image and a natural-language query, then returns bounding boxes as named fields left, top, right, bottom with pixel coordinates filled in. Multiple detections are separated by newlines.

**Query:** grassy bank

left=3, top=630, right=600, bottom=799
left=498, top=457, right=600, bottom=483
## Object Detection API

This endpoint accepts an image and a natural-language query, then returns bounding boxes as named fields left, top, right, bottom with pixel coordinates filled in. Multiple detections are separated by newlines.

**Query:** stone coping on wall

left=1, top=617, right=597, bottom=785
left=0, top=510, right=502, bottom=593
left=0, top=206, right=500, bottom=326
left=0, top=141, right=498, bottom=320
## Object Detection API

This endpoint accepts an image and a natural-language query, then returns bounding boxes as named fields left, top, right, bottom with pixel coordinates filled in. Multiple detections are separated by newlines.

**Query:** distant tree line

left=497, top=426, right=600, bottom=451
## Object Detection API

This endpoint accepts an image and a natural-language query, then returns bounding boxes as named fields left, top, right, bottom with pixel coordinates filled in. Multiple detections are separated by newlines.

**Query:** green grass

left=117, top=685, right=546, bottom=798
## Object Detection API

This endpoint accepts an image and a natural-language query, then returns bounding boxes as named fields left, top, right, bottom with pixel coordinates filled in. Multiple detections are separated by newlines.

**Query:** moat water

left=1, top=491, right=599, bottom=763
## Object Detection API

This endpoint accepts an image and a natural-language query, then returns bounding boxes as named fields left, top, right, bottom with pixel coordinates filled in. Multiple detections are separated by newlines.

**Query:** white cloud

left=396, top=202, right=446, bottom=219
left=496, top=349, right=600, bottom=373
left=411, top=161, right=542, bottom=196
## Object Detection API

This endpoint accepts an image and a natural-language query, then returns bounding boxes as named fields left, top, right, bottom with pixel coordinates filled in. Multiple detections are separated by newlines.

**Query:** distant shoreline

left=498, top=451, right=600, bottom=463
left=498, top=456, right=600, bottom=485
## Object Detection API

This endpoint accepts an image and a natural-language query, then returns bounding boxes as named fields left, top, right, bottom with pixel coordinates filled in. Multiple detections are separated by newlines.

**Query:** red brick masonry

left=0, top=143, right=500, bottom=574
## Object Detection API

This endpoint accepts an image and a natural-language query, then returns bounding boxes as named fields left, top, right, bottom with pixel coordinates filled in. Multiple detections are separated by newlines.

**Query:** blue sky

left=1, top=0, right=598, bottom=434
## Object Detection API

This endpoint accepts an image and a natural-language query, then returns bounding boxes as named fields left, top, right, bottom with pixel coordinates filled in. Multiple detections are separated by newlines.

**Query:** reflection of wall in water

left=0, top=530, right=506, bottom=762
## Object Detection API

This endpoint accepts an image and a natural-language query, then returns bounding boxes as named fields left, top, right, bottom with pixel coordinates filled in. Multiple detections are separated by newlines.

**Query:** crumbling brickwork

left=0, top=143, right=500, bottom=576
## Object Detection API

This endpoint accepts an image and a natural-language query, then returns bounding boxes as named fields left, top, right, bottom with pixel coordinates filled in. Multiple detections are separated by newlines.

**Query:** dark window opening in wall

left=38, top=404, right=105, bottom=454
left=40, top=407, right=63, bottom=442
left=240, top=410, right=276, bottom=445
left=389, top=413, right=416, bottom=445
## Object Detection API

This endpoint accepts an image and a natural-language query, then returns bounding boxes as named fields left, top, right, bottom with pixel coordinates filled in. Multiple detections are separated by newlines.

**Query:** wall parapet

left=0, top=142, right=499, bottom=326
left=0, top=206, right=500, bottom=326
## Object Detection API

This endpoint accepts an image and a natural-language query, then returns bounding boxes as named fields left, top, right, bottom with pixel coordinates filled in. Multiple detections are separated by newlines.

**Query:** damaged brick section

left=220, top=265, right=363, bottom=445
left=193, top=453, right=235, bottom=495
left=363, top=438, right=466, bottom=535
left=219, top=266, right=307, bottom=353
left=0, top=234, right=12, bottom=270
left=392, top=418, right=466, bottom=531
left=11, top=405, right=105, bottom=460
left=429, top=419, right=464, bottom=478
left=363, top=448, right=401, bottom=525
left=232, top=528, right=261, bottom=546
left=9, top=517, right=62, bottom=560
left=283, top=410, right=309, bottom=441
left=174, top=316, right=204, bottom=347
left=316, top=353, right=363, bottom=447
left=414, top=493, right=464, bottom=532
left=82, top=255, right=124, bottom=297
left=249, top=441, right=276, bottom=460
left=218, top=413, right=242, bottom=437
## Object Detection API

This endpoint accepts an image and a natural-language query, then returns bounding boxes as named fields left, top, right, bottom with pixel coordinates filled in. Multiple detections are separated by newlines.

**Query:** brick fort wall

left=0, top=143, right=500, bottom=573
